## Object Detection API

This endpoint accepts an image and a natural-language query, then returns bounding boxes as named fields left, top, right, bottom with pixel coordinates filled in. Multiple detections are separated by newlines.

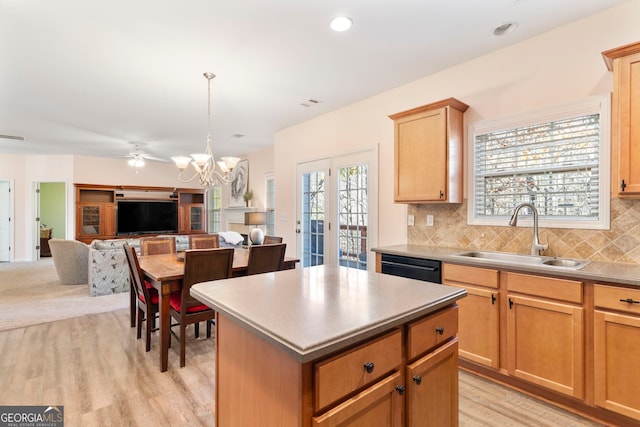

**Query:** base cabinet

left=406, top=339, right=458, bottom=427
left=505, top=272, right=584, bottom=399
left=217, top=305, right=459, bottom=427
left=439, top=261, right=640, bottom=425
left=594, top=284, right=640, bottom=421
left=506, top=294, right=584, bottom=398
left=312, top=372, right=403, bottom=427
left=443, top=264, right=499, bottom=369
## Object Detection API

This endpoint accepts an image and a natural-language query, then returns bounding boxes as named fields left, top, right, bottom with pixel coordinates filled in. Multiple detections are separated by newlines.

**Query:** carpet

left=0, top=258, right=129, bottom=331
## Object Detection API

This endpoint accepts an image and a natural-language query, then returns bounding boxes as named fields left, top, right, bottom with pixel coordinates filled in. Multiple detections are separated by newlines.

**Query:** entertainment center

left=75, top=184, right=206, bottom=244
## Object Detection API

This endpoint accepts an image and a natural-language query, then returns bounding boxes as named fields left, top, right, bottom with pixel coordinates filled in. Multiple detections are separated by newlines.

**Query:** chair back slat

left=182, top=248, right=234, bottom=312
left=189, top=234, right=220, bottom=249
left=140, top=237, right=176, bottom=255
left=123, top=244, right=152, bottom=304
left=247, top=243, right=286, bottom=275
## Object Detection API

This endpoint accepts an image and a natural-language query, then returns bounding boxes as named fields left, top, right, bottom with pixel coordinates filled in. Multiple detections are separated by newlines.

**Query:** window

left=207, top=186, right=222, bottom=232
left=265, top=175, right=275, bottom=236
left=468, top=96, right=610, bottom=229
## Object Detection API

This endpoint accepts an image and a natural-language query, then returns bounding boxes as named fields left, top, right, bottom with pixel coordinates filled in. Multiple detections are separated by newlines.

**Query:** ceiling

left=0, top=0, right=629, bottom=163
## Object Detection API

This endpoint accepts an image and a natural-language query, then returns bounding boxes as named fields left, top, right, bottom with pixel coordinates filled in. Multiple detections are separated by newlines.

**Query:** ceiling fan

left=123, top=142, right=166, bottom=167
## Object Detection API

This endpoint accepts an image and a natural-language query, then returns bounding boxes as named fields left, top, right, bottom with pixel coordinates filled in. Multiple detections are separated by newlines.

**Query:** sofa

left=88, top=232, right=243, bottom=297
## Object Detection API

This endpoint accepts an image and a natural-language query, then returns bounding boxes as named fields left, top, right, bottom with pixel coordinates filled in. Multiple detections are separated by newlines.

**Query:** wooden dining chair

left=189, top=234, right=219, bottom=249
left=247, top=243, right=287, bottom=275
left=123, top=244, right=159, bottom=352
left=169, top=248, right=234, bottom=367
left=139, top=236, right=176, bottom=256
left=263, top=235, right=283, bottom=244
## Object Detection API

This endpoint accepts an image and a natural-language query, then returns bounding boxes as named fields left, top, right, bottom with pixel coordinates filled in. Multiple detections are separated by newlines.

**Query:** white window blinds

left=474, top=113, right=600, bottom=221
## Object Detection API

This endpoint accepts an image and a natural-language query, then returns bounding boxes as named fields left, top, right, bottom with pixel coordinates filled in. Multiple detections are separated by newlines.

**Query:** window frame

left=467, top=95, right=610, bottom=230
left=265, top=173, right=275, bottom=236
left=207, top=186, right=222, bottom=233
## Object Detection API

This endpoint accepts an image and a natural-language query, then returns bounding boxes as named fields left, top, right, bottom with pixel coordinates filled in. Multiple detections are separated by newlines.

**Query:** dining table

left=137, top=247, right=299, bottom=372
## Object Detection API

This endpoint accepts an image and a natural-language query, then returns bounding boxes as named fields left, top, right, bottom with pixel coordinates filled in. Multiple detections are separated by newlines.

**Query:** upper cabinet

left=603, top=41, right=640, bottom=196
left=389, top=98, right=468, bottom=203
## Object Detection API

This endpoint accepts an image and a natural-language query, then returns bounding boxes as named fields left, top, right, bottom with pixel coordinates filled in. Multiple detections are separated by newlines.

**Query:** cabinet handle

left=396, top=385, right=406, bottom=395
left=439, top=190, right=444, bottom=199
left=620, top=298, right=640, bottom=304
left=621, top=179, right=627, bottom=192
left=491, top=294, right=496, bottom=305
left=412, top=375, right=422, bottom=385
left=509, top=298, right=514, bottom=309
left=435, top=327, right=444, bottom=335
left=363, top=362, right=375, bottom=374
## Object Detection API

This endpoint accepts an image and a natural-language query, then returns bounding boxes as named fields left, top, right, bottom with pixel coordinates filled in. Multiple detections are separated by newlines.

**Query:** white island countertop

left=191, top=265, right=466, bottom=363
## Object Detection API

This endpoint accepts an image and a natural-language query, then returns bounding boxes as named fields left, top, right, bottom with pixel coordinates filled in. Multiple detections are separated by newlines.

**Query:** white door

left=334, top=150, right=378, bottom=271
left=33, top=183, right=41, bottom=259
left=296, top=147, right=378, bottom=270
left=296, top=158, right=332, bottom=267
left=0, top=181, right=11, bottom=261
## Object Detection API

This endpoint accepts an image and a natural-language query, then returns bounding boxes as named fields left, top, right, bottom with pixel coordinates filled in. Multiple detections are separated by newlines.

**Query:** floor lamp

left=244, top=212, right=266, bottom=245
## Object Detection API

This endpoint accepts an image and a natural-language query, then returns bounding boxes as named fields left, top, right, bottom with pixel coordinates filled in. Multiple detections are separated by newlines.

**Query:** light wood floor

left=0, top=309, right=603, bottom=426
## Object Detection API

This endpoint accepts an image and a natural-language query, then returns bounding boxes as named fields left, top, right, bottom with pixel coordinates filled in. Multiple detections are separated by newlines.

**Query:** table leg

left=159, top=288, right=171, bottom=372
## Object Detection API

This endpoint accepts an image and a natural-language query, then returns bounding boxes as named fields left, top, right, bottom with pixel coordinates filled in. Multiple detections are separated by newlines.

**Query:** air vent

left=300, top=99, right=322, bottom=107
left=0, top=134, right=26, bottom=141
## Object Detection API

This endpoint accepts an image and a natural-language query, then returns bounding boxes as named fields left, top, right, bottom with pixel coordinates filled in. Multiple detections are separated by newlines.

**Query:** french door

left=296, top=148, right=378, bottom=270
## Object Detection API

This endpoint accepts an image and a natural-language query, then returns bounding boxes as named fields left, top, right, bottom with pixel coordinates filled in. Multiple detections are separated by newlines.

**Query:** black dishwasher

left=380, top=254, right=442, bottom=284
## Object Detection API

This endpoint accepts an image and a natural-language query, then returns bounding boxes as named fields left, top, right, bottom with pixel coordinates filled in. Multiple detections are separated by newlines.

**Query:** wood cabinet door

left=448, top=284, right=499, bottom=368
left=101, top=203, right=116, bottom=236
left=394, top=107, right=447, bottom=202
left=616, top=51, right=640, bottom=195
left=594, top=310, right=640, bottom=421
left=406, top=339, right=459, bottom=427
left=312, top=371, right=403, bottom=427
left=506, top=295, right=584, bottom=399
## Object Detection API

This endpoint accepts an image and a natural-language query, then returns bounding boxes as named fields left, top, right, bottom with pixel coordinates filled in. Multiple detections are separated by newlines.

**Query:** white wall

left=274, top=1, right=640, bottom=254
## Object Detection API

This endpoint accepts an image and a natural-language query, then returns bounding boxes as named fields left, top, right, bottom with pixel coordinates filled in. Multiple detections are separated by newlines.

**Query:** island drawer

left=407, top=305, right=458, bottom=360
left=314, top=329, right=402, bottom=411
left=594, top=284, right=640, bottom=315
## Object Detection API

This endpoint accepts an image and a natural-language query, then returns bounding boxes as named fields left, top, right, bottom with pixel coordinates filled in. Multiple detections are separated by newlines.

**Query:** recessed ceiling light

left=330, top=16, right=353, bottom=32
left=493, top=22, right=519, bottom=36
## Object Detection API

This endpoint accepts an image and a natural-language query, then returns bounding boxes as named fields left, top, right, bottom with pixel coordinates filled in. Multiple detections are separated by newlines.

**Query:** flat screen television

left=116, top=200, right=178, bottom=235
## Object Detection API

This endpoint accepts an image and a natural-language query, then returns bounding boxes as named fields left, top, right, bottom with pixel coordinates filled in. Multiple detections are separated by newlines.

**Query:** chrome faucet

left=509, top=203, right=549, bottom=256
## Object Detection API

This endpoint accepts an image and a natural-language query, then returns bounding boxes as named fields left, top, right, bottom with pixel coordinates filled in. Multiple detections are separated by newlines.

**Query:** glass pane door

left=338, top=164, right=368, bottom=270
left=297, top=159, right=331, bottom=267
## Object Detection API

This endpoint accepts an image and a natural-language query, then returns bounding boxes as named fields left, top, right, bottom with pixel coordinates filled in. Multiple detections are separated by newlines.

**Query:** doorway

left=34, top=182, right=66, bottom=260
left=296, top=147, right=378, bottom=271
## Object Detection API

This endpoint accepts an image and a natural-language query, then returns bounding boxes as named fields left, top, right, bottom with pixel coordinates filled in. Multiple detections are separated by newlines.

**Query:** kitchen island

left=192, top=265, right=466, bottom=427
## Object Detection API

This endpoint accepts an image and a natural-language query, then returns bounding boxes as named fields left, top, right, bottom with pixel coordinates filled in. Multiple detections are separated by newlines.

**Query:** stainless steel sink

left=451, top=251, right=589, bottom=270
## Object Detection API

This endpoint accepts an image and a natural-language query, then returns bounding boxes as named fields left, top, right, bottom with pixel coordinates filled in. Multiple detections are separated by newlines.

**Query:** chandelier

left=172, top=72, right=241, bottom=187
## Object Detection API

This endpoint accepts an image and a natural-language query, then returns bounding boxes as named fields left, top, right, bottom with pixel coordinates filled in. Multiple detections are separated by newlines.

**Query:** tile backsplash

left=408, top=198, right=640, bottom=265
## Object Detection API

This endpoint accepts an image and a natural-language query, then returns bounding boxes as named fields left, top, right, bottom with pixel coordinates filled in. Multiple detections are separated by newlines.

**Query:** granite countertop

left=191, top=265, right=466, bottom=363
left=372, top=244, right=640, bottom=288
